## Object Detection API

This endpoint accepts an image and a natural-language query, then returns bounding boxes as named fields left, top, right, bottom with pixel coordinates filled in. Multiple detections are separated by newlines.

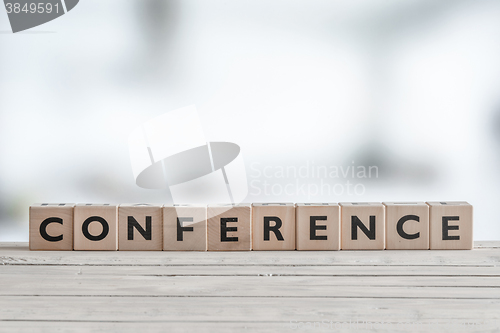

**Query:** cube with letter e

left=428, top=201, right=473, bottom=250
left=296, top=203, right=340, bottom=251
left=207, top=204, right=251, bottom=251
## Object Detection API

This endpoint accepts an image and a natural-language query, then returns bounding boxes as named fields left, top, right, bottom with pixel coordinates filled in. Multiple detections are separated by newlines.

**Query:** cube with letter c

left=29, top=203, right=74, bottom=251
left=384, top=202, right=429, bottom=250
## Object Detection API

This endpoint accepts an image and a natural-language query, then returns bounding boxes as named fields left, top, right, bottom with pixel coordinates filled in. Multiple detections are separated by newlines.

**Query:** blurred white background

left=1, top=0, right=500, bottom=241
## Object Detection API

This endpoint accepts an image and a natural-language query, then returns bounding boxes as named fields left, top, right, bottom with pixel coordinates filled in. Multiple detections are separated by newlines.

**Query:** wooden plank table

left=0, top=242, right=499, bottom=332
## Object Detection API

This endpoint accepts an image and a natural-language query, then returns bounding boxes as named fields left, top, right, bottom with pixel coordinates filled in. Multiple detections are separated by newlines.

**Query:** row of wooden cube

left=29, top=202, right=473, bottom=251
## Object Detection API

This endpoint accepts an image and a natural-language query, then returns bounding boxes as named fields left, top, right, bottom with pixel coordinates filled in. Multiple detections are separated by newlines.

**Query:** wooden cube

left=384, top=202, right=429, bottom=250
left=296, top=203, right=340, bottom=251
left=207, top=204, right=251, bottom=251
left=340, top=202, right=385, bottom=250
left=252, top=203, right=295, bottom=251
left=118, top=204, right=163, bottom=251
left=29, top=203, right=74, bottom=251
left=163, top=205, right=207, bottom=251
left=74, top=204, right=118, bottom=251
left=428, top=201, right=473, bottom=250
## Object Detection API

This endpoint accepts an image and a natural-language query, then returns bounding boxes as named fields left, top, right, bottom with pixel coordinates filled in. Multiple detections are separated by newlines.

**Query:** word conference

left=29, top=202, right=473, bottom=251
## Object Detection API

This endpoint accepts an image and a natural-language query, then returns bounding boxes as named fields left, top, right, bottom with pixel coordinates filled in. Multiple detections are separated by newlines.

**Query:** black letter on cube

left=177, top=217, right=194, bottom=241
left=351, top=216, right=376, bottom=240
left=264, top=216, right=284, bottom=241
left=82, top=216, right=109, bottom=241
left=221, top=217, right=238, bottom=242
left=310, top=216, right=327, bottom=240
left=128, top=216, right=152, bottom=240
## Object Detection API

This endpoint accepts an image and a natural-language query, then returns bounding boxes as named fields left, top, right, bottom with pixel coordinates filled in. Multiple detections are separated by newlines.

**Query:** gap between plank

left=0, top=295, right=499, bottom=300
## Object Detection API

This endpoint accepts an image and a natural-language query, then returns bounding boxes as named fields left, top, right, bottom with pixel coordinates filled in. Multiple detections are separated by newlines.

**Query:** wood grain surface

left=0, top=242, right=499, bottom=332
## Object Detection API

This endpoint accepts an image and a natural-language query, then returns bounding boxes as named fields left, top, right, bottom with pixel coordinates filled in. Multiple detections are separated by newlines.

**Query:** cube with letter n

left=340, top=202, right=385, bottom=250
left=118, top=204, right=163, bottom=251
